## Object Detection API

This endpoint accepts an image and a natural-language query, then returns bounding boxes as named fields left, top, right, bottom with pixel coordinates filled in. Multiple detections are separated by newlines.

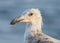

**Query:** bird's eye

left=28, top=13, right=33, bottom=16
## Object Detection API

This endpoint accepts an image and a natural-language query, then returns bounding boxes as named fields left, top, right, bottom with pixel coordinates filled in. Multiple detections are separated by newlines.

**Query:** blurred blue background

left=0, top=0, right=60, bottom=43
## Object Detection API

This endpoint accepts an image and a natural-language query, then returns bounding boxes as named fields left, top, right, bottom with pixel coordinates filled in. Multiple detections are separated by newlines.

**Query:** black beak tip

left=10, top=19, right=16, bottom=25
left=10, top=22, right=15, bottom=25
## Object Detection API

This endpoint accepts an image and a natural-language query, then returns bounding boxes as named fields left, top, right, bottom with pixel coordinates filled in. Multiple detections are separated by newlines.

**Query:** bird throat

left=25, top=22, right=42, bottom=36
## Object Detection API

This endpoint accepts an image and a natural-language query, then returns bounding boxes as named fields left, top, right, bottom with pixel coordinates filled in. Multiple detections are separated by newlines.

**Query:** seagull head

left=10, top=8, right=42, bottom=25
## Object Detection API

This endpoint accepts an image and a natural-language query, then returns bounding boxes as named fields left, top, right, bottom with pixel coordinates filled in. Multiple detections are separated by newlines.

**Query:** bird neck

left=25, top=21, right=42, bottom=36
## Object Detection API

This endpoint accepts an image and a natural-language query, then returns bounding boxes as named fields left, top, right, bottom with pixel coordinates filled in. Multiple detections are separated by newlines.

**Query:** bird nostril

left=18, top=19, right=24, bottom=22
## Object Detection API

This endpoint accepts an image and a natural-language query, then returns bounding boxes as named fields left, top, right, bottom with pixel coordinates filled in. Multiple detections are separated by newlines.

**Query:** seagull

left=10, top=8, right=60, bottom=43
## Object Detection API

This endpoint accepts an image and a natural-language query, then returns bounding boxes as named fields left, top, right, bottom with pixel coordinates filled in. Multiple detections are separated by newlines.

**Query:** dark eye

left=28, top=13, right=33, bottom=16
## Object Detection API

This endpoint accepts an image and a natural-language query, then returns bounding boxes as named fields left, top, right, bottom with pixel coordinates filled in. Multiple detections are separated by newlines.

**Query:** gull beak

left=10, top=16, right=24, bottom=25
